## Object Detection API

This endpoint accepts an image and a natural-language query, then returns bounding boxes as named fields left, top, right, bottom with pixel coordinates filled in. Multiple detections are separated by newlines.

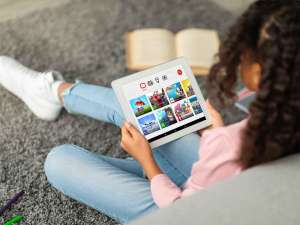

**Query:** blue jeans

left=44, top=83, right=200, bottom=224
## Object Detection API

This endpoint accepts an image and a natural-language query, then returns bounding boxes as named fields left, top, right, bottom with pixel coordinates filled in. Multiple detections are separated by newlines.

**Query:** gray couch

left=130, top=154, right=300, bottom=225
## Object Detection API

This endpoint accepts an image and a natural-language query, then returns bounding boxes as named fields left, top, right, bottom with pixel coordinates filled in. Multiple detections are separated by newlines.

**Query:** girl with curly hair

left=208, top=0, right=300, bottom=168
left=0, top=0, right=299, bottom=223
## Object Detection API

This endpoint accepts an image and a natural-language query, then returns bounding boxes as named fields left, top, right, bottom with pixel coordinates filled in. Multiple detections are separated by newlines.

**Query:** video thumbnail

left=173, top=100, right=194, bottom=121
left=189, top=96, right=203, bottom=115
left=148, top=88, right=170, bottom=110
left=156, top=107, right=177, bottom=129
left=165, top=82, right=186, bottom=103
left=181, top=79, right=195, bottom=97
left=138, top=114, right=160, bottom=135
left=129, top=95, right=152, bottom=117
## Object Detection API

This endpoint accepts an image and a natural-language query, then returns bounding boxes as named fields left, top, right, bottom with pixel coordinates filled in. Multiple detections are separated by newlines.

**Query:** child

left=0, top=0, right=299, bottom=223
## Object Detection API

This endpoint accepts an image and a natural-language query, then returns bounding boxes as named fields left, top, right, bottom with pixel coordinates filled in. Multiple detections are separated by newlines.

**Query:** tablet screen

left=122, top=65, right=206, bottom=142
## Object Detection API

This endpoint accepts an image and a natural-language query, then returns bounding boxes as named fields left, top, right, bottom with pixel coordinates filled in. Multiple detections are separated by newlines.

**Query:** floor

left=0, top=0, right=70, bottom=22
left=0, top=0, right=255, bottom=23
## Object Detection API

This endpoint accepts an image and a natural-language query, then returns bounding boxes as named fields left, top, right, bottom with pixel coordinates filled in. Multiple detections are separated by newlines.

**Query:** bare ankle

left=58, top=82, right=73, bottom=104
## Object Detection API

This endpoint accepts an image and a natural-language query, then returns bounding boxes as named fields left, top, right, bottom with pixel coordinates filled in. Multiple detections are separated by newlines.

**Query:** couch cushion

left=131, top=154, right=300, bottom=225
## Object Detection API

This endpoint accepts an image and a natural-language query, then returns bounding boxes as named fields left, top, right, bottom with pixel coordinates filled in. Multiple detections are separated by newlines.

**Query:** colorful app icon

left=156, top=107, right=177, bottom=128
left=147, top=80, right=154, bottom=86
left=165, top=82, right=186, bottom=103
left=140, top=82, right=147, bottom=89
left=129, top=95, right=152, bottom=117
left=189, top=96, right=203, bottom=115
left=147, top=88, right=170, bottom=110
left=181, top=79, right=195, bottom=97
left=177, top=69, right=183, bottom=75
left=173, top=100, right=194, bottom=121
left=138, top=114, right=160, bottom=135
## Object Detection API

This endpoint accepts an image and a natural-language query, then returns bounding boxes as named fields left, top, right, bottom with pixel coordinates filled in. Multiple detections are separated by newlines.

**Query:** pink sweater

left=151, top=119, right=247, bottom=208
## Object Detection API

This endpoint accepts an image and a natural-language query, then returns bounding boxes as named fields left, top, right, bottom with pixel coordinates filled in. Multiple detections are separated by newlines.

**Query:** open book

left=126, top=28, right=220, bottom=76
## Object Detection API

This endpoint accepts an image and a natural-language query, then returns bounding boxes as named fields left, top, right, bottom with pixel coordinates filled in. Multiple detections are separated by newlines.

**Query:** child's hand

left=199, top=100, right=224, bottom=135
left=121, top=122, right=153, bottom=164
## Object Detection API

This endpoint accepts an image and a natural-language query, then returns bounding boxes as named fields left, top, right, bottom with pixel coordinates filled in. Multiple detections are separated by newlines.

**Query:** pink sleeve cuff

left=150, top=174, right=182, bottom=208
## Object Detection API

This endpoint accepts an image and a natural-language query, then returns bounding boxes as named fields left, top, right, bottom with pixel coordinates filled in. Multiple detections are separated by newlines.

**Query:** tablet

left=112, top=57, right=212, bottom=148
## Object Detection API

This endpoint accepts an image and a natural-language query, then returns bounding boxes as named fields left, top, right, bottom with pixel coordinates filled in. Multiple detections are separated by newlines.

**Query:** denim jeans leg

left=62, top=83, right=125, bottom=127
left=44, top=144, right=158, bottom=224
left=153, top=132, right=200, bottom=187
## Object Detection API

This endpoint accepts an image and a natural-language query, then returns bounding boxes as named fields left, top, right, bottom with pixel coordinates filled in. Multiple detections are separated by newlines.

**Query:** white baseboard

left=211, top=0, right=255, bottom=15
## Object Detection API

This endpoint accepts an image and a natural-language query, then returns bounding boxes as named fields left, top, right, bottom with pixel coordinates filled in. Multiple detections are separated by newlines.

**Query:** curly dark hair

left=208, top=0, right=300, bottom=169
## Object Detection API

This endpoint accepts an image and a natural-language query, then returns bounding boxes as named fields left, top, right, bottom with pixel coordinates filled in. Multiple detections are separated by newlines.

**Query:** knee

left=44, top=144, right=75, bottom=182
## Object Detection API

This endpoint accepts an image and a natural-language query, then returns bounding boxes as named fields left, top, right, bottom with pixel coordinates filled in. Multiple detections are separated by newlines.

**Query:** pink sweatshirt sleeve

left=150, top=127, right=243, bottom=208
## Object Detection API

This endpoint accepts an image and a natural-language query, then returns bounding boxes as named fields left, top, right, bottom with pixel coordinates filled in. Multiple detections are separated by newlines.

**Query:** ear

left=245, top=63, right=262, bottom=91
left=251, top=63, right=262, bottom=91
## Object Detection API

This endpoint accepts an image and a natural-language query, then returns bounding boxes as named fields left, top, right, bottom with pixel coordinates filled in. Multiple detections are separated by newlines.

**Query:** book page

left=175, top=28, right=219, bottom=69
left=126, top=29, right=176, bottom=70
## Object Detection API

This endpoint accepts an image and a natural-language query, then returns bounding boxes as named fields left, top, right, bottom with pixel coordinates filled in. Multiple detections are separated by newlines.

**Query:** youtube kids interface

left=123, top=66, right=206, bottom=142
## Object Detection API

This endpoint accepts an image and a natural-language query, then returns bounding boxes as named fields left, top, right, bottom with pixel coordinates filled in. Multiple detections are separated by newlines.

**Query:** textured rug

left=0, top=0, right=244, bottom=224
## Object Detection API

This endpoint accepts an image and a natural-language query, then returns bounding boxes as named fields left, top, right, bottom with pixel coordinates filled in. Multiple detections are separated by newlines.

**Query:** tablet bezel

left=112, top=57, right=212, bottom=148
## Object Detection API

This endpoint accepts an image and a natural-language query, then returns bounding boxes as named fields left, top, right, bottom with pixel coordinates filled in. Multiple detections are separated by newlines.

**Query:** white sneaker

left=0, top=56, right=64, bottom=121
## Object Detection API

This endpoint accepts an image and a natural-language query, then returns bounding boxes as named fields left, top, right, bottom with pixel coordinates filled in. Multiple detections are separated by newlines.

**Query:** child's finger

left=124, top=122, right=140, bottom=137
left=206, top=99, right=213, bottom=108
left=206, top=99, right=218, bottom=112
left=121, top=125, right=132, bottom=139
